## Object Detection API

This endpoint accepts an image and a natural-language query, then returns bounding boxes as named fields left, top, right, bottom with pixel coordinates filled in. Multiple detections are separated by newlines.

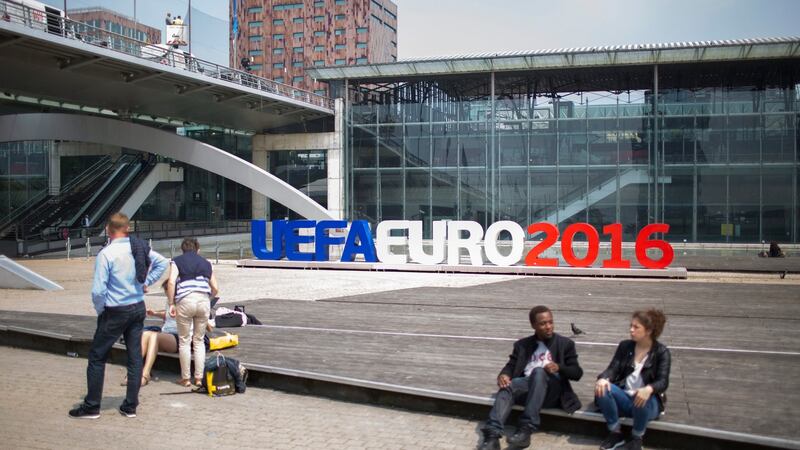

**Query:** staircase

left=533, top=168, right=669, bottom=226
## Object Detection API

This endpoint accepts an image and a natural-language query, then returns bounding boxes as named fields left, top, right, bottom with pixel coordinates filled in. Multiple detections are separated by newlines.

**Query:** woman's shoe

left=193, top=377, right=203, bottom=387
left=141, top=375, right=151, bottom=387
left=177, top=378, right=192, bottom=387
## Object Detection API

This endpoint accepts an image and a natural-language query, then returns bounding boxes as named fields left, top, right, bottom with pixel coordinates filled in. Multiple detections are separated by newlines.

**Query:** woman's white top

left=624, top=355, right=648, bottom=396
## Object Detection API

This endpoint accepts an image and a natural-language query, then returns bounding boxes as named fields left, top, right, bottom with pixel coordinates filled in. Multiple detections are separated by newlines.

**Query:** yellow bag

left=208, top=332, right=238, bottom=351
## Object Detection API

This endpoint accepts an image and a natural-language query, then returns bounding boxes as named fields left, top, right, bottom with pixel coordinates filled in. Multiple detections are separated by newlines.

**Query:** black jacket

left=129, top=236, right=151, bottom=284
left=202, top=354, right=246, bottom=394
left=499, top=333, right=584, bottom=413
left=598, top=340, right=671, bottom=412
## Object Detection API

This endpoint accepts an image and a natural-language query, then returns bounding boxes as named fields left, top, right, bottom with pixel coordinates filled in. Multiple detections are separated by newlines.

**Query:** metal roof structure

left=307, top=37, right=800, bottom=82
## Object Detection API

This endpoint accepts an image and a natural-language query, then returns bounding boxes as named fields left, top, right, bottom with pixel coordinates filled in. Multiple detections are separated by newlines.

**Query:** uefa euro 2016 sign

left=251, top=220, right=674, bottom=269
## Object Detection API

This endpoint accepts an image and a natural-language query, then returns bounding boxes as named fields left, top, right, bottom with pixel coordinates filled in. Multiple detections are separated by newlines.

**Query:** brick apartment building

left=231, top=0, right=397, bottom=96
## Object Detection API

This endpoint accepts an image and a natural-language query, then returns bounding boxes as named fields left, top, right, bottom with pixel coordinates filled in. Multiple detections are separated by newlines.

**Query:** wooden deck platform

left=1, top=275, right=799, bottom=449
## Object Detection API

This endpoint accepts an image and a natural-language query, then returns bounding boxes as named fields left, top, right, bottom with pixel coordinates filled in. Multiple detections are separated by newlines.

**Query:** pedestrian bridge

left=0, top=0, right=333, bottom=132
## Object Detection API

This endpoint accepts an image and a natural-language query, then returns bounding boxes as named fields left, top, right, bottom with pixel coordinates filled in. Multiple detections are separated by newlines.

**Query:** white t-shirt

left=160, top=300, right=184, bottom=335
left=523, top=341, right=553, bottom=377
left=624, top=355, right=648, bottom=396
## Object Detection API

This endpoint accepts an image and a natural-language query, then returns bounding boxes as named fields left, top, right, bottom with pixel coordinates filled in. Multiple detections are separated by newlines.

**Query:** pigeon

left=570, top=322, right=585, bottom=336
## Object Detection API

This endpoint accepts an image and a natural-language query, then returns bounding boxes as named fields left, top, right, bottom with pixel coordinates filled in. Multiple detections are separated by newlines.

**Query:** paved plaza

left=1, top=257, right=799, bottom=449
left=0, top=346, right=600, bottom=450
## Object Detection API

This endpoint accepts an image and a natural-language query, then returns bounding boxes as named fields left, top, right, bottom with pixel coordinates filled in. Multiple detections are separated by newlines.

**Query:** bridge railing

left=0, top=0, right=334, bottom=110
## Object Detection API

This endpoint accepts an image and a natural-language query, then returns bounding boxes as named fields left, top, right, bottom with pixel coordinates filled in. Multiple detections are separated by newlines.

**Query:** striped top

left=171, top=251, right=213, bottom=302
left=175, top=268, right=211, bottom=301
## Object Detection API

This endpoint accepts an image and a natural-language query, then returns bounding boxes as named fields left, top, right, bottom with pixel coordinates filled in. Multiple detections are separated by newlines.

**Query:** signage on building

left=251, top=220, right=674, bottom=269
left=166, top=24, right=187, bottom=46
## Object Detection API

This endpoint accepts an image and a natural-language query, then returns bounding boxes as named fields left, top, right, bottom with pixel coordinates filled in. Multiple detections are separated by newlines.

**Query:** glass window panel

left=662, top=169, right=693, bottom=242
left=432, top=169, right=459, bottom=223
left=558, top=119, right=587, bottom=166
left=405, top=124, right=430, bottom=168
left=727, top=115, right=760, bottom=163
left=618, top=117, right=649, bottom=165
left=459, top=122, right=487, bottom=168
left=697, top=168, right=727, bottom=242
left=763, top=170, right=793, bottom=242
left=498, top=124, right=527, bottom=167
left=352, top=171, right=377, bottom=224
left=378, top=125, right=402, bottom=168
left=763, top=113, right=794, bottom=162
left=497, top=168, right=527, bottom=227
left=380, top=170, right=403, bottom=220
left=352, top=126, right=376, bottom=168
left=662, top=117, right=694, bottom=164
left=432, top=123, right=457, bottom=167
left=460, top=168, right=488, bottom=228
left=405, top=170, right=430, bottom=236
left=530, top=121, right=556, bottom=166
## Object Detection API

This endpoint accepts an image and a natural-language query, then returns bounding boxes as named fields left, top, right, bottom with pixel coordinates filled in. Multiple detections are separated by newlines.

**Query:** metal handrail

left=0, top=0, right=333, bottom=110
left=60, top=155, right=112, bottom=192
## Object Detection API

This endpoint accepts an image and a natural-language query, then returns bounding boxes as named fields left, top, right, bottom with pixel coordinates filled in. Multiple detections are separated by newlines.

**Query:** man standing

left=69, top=213, right=168, bottom=419
left=479, top=306, right=583, bottom=450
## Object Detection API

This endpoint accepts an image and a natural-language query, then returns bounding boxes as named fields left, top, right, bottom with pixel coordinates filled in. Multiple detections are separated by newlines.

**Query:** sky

left=40, top=0, right=800, bottom=64
left=394, top=0, right=800, bottom=59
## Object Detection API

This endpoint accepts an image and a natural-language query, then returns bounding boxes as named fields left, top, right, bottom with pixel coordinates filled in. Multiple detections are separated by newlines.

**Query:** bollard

left=215, top=240, right=220, bottom=264
left=66, top=237, right=71, bottom=260
left=239, top=240, right=243, bottom=259
left=85, top=237, right=91, bottom=260
left=149, top=238, right=153, bottom=251
left=170, top=240, right=174, bottom=258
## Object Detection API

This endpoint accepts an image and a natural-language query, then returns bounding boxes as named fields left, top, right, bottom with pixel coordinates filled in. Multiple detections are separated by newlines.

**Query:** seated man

left=479, top=305, right=583, bottom=450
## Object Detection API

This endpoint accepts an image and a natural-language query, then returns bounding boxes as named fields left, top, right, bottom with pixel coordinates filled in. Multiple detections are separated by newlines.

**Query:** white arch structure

left=0, top=113, right=334, bottom=220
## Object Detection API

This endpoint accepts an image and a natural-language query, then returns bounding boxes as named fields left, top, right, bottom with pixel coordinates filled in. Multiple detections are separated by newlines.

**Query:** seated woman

left=595, top=309, right=670, bottom=450
left=122, top=282, right=212, bottom=386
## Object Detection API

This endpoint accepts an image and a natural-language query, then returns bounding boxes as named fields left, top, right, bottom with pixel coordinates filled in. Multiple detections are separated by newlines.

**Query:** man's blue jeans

left=83, top=302, right=146, bottom=412
left=484, top=368, right=562, bottom=435
left=595, top=384, right=659, bottom=437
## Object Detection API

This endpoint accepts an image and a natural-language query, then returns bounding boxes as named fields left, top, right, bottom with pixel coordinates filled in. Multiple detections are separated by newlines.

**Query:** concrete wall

left=252, top=98, right=345, bottom=221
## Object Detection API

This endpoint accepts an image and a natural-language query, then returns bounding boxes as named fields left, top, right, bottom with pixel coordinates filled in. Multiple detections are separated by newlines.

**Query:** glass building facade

left=342, top=59, right=800, bottom=243
left=0, top=141, right=50, bottom=219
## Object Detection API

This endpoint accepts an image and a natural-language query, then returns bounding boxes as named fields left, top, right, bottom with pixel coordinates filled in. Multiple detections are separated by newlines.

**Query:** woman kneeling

left=595, top=309, right=670, bottom=450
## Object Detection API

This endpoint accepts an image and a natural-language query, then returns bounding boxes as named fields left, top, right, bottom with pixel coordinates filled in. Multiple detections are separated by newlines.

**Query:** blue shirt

left=91, top=237, right=168, bottom=315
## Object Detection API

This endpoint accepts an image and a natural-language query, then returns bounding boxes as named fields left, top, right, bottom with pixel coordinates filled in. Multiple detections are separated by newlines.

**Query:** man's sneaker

left=506, top=426, right=534, bottom=448
left=478, top=433, right=500, bottom=450
left=599, top=430, right=626, bottom=449
left=619, top=436, right=643, bottom=450
left=118, top=405, right=137, bottom=418
left=68, top=405, right=100, bottom=419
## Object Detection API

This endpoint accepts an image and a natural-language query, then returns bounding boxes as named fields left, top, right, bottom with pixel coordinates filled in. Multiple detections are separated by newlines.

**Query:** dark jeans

left=484, top=367, right=562, bottom=435
left=83, top=302, right=146, bottom=412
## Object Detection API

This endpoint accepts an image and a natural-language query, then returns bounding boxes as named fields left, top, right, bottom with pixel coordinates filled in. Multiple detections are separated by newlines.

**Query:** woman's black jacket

left=598, top=340, right=671, bottom=412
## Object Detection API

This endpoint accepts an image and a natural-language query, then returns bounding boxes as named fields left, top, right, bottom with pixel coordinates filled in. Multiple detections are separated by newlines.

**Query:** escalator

left=6, top=154, right=150, bottom=242
left=63, top=154, right=155, bottom=229
left=0, top=155, right=114, bottom=239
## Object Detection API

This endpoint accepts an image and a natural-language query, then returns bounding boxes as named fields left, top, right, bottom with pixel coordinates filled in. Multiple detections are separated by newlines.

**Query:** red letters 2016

left=525, top=223, right=673, bottom=270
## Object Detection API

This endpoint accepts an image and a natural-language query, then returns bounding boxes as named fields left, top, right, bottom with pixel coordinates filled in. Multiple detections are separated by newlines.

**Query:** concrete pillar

left=48, top=142, right=60, bottom=195
left=251, top=147, right=269, bottom=220
left=252, top=128, right=343, bottom=221
left=328, top=98, right=345, bottom=220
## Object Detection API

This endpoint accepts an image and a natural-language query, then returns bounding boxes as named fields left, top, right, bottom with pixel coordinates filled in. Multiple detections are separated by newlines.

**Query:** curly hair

left=632, top=308, right=667, bottom=341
